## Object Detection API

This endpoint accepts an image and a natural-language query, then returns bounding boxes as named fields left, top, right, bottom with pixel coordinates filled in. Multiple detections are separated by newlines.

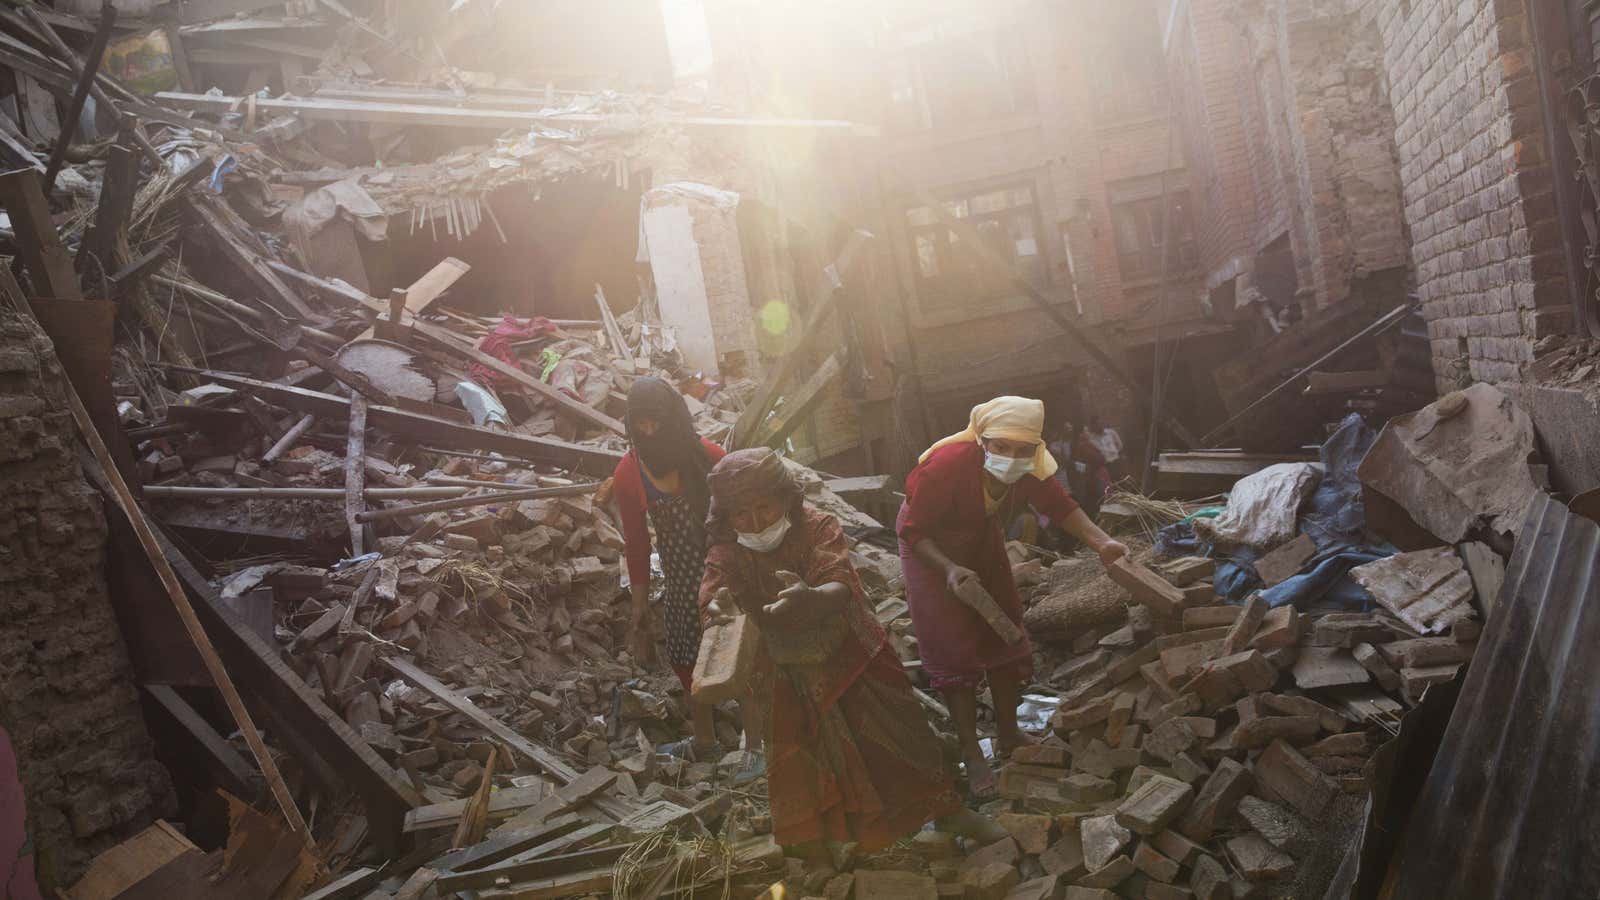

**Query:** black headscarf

left=625, top=377, right=713, bottom=517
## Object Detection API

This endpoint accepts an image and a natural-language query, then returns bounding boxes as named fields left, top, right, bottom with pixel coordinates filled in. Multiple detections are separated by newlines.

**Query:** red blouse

left=898, top=441, right=1080, bottom=549
left=610, top=437, right=726, bottom=586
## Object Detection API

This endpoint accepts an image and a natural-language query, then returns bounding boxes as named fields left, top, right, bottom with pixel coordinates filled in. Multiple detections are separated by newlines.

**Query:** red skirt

left=767, top=648, right=960, bottom=851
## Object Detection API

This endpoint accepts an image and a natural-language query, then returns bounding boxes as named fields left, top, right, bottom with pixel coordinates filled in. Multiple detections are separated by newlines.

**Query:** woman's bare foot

left=996, top=728, right=1039, bottom=758
left=962, top=745, right=997, bottom=799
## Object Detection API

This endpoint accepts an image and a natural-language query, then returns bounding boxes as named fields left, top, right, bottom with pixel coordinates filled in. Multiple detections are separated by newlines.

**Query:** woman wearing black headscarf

left=611, top=377, right=725, bottom=753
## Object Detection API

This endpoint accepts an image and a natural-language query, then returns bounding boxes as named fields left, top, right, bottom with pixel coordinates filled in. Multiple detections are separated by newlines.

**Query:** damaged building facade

left=2, top=0, right=1600, bottom=897
left=1166, top=0, right=1600, bottom=490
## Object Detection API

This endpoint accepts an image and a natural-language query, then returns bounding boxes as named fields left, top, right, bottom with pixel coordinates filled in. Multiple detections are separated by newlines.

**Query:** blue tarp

left=1156, top=413, right=1395, bottom=610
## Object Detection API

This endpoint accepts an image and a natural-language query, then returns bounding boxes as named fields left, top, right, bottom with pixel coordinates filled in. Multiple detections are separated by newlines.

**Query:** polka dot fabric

left=648, top=494, right=706, bottom=669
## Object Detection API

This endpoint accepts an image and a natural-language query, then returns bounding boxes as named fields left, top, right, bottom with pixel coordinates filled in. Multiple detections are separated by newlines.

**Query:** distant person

left=1087, top=415, right=1125, bottom=483
left=896, top=397, right=1128, bottom=797
left=1072, top=423, right=1111, bottom=518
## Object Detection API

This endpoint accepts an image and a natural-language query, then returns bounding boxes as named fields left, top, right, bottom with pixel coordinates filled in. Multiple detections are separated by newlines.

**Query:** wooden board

left=63, top=821, right=197, bottom=900
left=188, top=369, right=623, bottom=471
left=144, top=685, right=259, bottom=794
left=384, top=656, right=581, bottom=783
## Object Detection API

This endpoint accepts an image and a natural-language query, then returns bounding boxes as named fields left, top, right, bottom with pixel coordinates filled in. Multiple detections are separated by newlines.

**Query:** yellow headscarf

left=919, top=396, right=1058, bottom=479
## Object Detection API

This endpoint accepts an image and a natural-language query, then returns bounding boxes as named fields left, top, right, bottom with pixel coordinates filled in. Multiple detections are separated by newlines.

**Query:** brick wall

left=1367, top=0, right=1572, bottom=386
left=1168, top=0, right=1407, bottom=312
left=0, top=310, right=174, bottom=890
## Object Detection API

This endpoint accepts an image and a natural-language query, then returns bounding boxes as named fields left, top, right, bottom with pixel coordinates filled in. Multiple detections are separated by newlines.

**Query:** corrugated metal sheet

left=1386, top=492, right=1600, bottom=899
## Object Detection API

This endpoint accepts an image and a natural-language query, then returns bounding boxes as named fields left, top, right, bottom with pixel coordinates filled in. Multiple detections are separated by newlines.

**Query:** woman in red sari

left=898, top=397, right=1128, bottom=796
left=699, top=449, right=961, bottom=855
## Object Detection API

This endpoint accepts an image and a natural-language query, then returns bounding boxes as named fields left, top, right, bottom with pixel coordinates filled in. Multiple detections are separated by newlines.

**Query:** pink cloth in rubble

left=469, top=315, right=558, bottom=387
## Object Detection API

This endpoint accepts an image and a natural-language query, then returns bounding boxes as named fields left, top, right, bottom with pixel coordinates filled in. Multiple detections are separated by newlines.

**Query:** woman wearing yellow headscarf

left=897, top=397, right=1127, bottom=797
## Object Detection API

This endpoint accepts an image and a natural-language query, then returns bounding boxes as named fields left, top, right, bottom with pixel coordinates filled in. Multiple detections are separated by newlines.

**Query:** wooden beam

left=0, top=169, right=81, bottom=300
left=434, top=844, right=628, bottom=894
left=383, top=656, right=580, bottom=783
left=0, top=112, right=43, bottom=173
left=12, top=7, right=164, bottom=170
left=140, top=517, right=421, bottom=850
left=16, top=302, right=306, bottom=834
left=155, top=90, right=873, bottom=133
left=79, top=139, right=140, bottom=275
left=186, top=192, right=323, bottom=322
left=181, top=368, right=624, bottom=471
left=344, top=395, right=367, bottom=556
left=731, top=230, right=872, bottom=448
left=268, top=262, right=626, bottom=436
left=354, top=257, right=468, bottom=343
left=355, top=482, right=598, bottom=523
left=755, top=352, right=842, bottom=448
left=39, top=1, right=116, bottom=193
left=144, top=684, right=259, bottom=795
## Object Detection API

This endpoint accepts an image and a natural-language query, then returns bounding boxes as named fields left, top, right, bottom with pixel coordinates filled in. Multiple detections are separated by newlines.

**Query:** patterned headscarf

left=705, top=448, right=805, bottom=541
left=918, top=395, right=1058, bottom=479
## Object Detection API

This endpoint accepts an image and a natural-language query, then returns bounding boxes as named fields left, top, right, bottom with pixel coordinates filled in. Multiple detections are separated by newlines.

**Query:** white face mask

left=736, top=515, right=791, bottom=553
left=984, top=450, right=1033, bottom=485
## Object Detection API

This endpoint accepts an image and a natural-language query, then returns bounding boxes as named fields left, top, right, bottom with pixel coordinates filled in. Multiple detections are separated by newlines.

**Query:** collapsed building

left=0, top=0, right=1598, bottom=898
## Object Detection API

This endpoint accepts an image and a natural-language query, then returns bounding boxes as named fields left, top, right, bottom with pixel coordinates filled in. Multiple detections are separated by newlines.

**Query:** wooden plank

left=62, top=820, right=197, bottom=900
left=402, top=786, right=547, bottom=834
left=186, top=192, right=322, bottom=321
left=16, top=294, right=304, bottom=834
left=300, top=866, right=380, bottom=900
left=437, top=845, right=628, bottom=894
left=268, top=262, right=626, bottom=435
left=593, top=284, right=635, bottom=373
left=0, top=112, right=43, bottom=173
left=183, top=368, right=624, bottom=470
left=384, top=656, right=581, bottom=782
left=0, top=169, right=81, bottom=300
left=755, top=351, right=842, bottom=448
left=424, top=813, right=586, bottom=873
left=143, top=685, right=258, bottom=793
left=163, top=25, right=195, bottom=93
left=355, top=481, right=599, bottom=523
left=452, top=746, right=498, bottom=848
left=156, top=90, right=869, bottom=132
left=731, top=230, right=871, bottom=448
left=39, top=1, right=116, bottom=193
left=343, top=395, right=367, bottom=556
left=354, top=256, right=469, bottom=342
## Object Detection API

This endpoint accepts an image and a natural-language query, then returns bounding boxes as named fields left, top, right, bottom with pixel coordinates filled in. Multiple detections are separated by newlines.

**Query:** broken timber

left=267, top=262, right=626, bottom=436
left=156, top=90, right=872, bottom=133
left=181, top=368, right=623, bottom=471
left=731, top=230, right=871, bottom=448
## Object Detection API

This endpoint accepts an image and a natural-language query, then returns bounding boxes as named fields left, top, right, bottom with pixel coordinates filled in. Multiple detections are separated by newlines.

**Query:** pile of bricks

left=971, top=552, right=1484, bottom=898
